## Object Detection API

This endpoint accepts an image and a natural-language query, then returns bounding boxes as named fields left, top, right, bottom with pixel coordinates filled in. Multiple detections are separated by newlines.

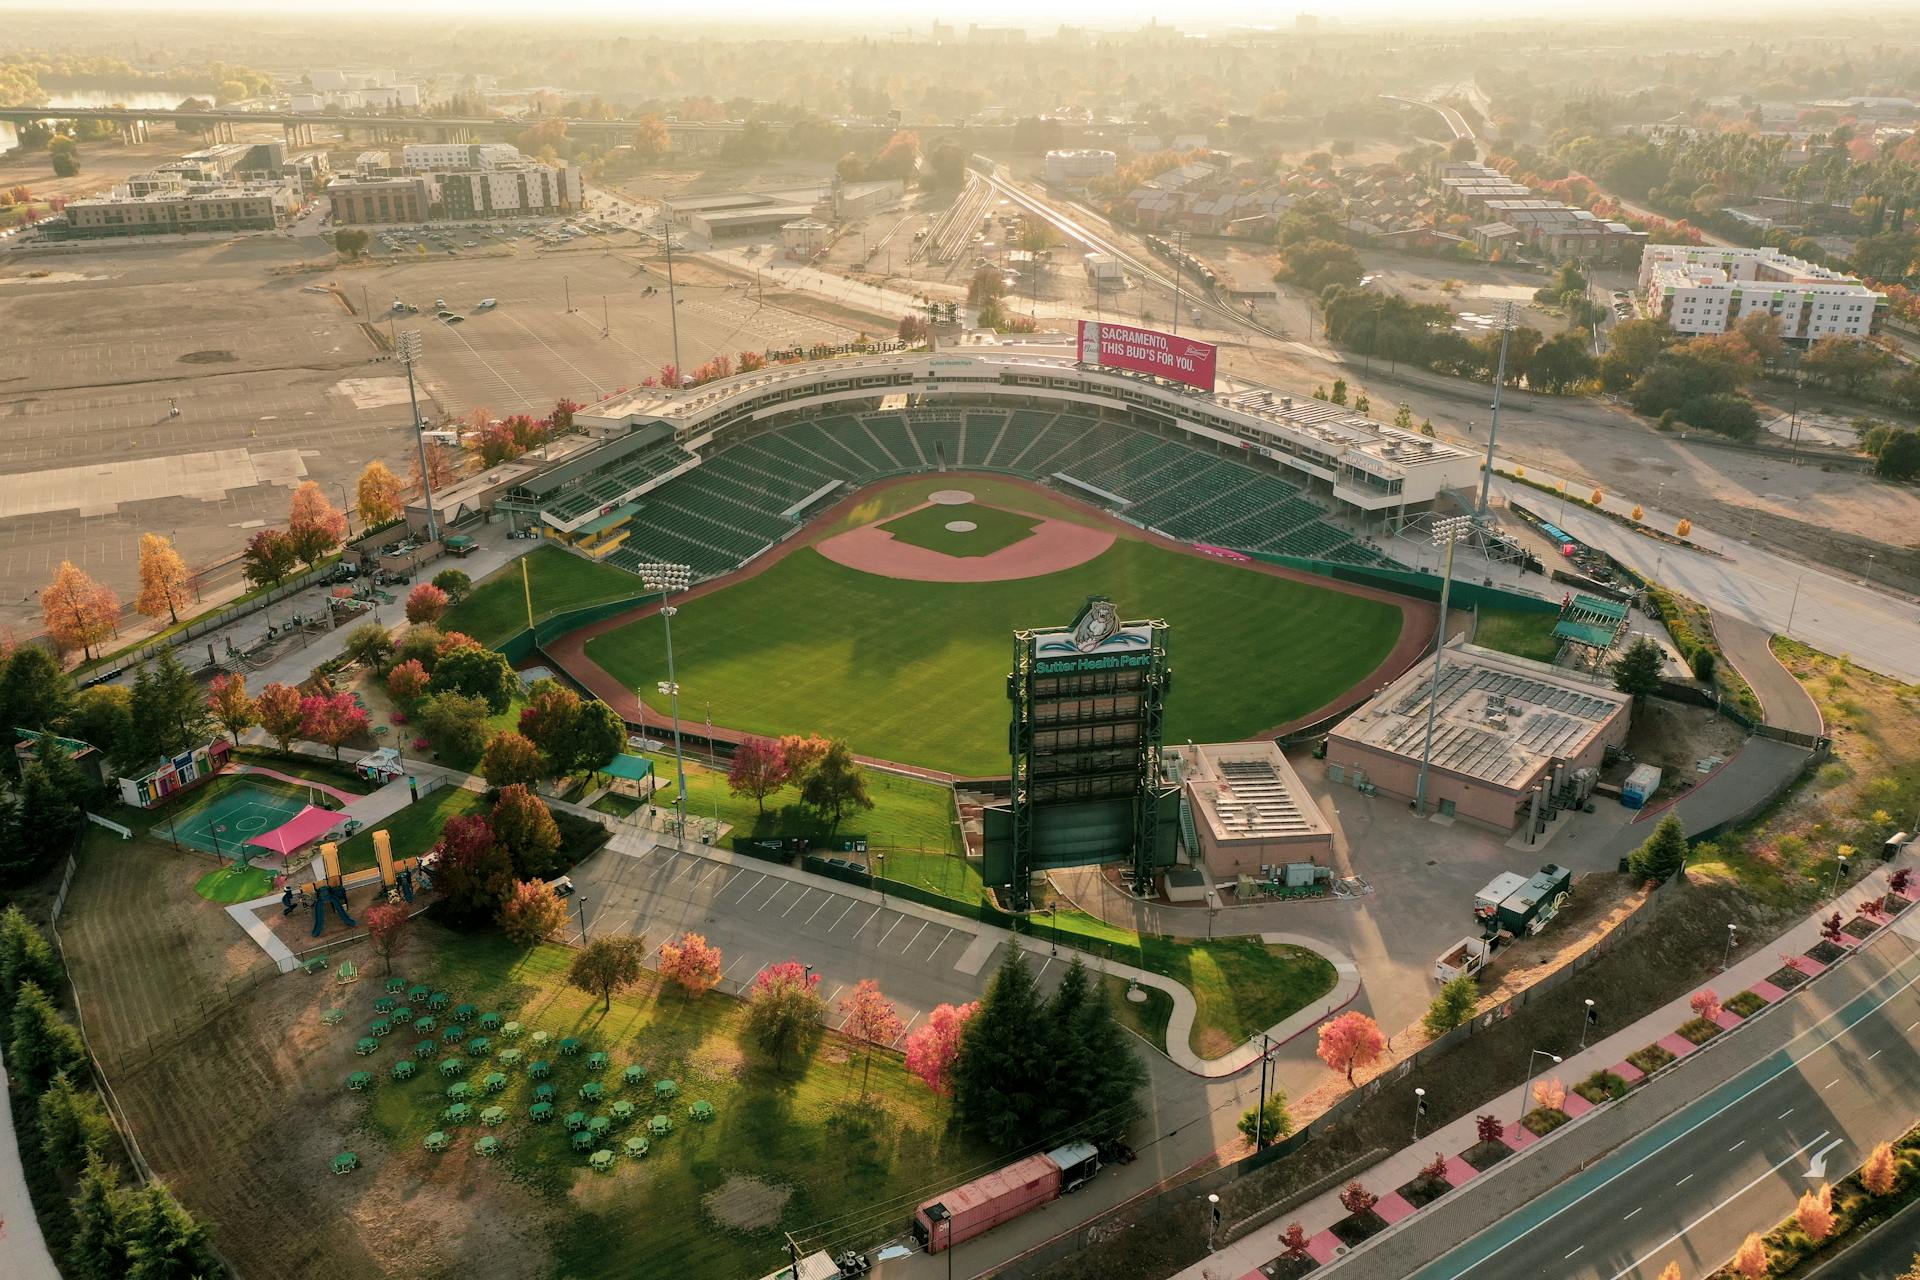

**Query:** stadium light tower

left=1414, top=515, right=1475, bottom=815
left=1475, top=302, right=1516, bottom=518
left=395, top=331, right=438, bottom=541
left=633, top=562, right=693, bottom=839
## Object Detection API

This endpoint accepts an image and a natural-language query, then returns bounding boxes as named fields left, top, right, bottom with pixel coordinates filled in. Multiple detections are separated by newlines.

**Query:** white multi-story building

left=1044, top=149, right=1117, bottom=186
left=1638, top=245, right=1885, bottom=340
left=401, top=142, right=520, bottom=173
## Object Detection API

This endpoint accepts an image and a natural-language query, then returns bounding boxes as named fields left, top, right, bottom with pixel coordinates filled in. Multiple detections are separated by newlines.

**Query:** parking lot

left=571, top=833, right=1117, bottom=1034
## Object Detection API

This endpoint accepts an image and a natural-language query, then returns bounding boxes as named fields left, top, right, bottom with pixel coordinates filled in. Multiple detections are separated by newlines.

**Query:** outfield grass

left=585, top=542, right=1402, bottom=776
left=336, top=785, right=488, bottom=872
left=1473, top=608, right=1562, bottom=664
left=880, top=502, right=1040, bottom=557
left=354, top=929, right=999, bottom=1280
left=441, top=545, right=650, bottom=647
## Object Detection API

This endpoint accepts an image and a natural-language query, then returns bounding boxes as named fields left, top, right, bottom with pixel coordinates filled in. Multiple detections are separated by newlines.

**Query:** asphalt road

left=1407, top=923, right=1920, bottom=1280
left=1802, top=1194, right=1920, bottom=1279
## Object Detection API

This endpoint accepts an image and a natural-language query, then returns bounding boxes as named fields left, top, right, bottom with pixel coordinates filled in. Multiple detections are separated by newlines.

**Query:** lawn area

left=351, top=928, right=1000, bottom=1280
left=879, top=502, right=1040, bottom=557
left=585, top=540, right=1403, bottom=776
left=1102, top=973, right=1174, bottom=1054
left=234, top=749, right=375, bottom=797
left=1039, top=909, right=1336, bottom=1059
left=193, top=863, right=277, bottom=903
left=1473, top=607, right=1561, bottom=663
left=441, top=545, right=650, bottom=647
left=336, top=785, right=488, bottom=872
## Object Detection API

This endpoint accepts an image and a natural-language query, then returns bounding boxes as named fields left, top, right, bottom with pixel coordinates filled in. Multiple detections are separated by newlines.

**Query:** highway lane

left=1801, top=1195, right=1920, bottom=1279
left=1408, top=927, right=1920, bottom=1280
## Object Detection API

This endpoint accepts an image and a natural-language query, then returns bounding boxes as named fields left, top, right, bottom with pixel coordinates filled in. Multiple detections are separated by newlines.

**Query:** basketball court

left=152, top=782, right=310, bottom=859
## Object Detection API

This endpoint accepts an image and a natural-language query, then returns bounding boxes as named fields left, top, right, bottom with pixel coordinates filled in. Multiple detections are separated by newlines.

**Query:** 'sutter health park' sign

left=1077, top=321, right=1218, bottom=393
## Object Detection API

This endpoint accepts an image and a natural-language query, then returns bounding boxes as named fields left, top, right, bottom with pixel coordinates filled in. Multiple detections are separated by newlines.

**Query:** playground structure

left=371, top=829, right=425, bottom=904
left=310, top=841, right=359, bottom=936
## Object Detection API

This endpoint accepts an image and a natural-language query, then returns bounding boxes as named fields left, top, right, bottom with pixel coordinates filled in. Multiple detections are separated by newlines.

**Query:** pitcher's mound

left=928, top=489, right=974, bottom=505
left=704, top=1175, right=793, bottom=1231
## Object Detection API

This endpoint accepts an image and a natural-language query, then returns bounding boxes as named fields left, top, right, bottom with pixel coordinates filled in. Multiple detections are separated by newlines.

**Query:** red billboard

left=1077, top=321, right=1218, bottom=392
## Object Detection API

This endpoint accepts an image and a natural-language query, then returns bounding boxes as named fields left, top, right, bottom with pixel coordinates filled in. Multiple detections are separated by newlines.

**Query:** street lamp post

left=1415, top=516, right=1475, bottom=814
left=334, top=480, right=355, bottom=535
left=1787, top=575, right=1805, bottom=634
left=1830, top=853, right=1851, bottom=898
left=1206, top=1193, right=1221, bottom=1252
left=1520, top=1049, right=1562, bottom=1123
left=1723, top=922, right=1739, bottom=970
left=574, top=894, right=589, bottom=946
left=1412, top=1086, right=1427, bottom=1141
left=633, top=563, right=693, bottom=840
left=1579, top=998, right=1597, bottom=1050
left=395, top=331, right=438, bottom=542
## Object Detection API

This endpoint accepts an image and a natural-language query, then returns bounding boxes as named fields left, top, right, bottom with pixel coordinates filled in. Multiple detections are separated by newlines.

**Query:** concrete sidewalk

left=1176, top=853, right=1918, bottom=1280
left=0, top=1041, right=61, bottom=1280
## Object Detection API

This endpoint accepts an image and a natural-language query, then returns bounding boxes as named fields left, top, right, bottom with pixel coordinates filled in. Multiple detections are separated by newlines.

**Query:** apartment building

left=1638, top=245, right=1885, bottom=339
left=326, top=174, right=433, bottom=225
left=435, top=162, right=582, bottom=219
left=1044, top=149, right=1117, bottom=186
left=62, top=183, right=299, bottom=237
left=400, top=142, right=521, bottom=173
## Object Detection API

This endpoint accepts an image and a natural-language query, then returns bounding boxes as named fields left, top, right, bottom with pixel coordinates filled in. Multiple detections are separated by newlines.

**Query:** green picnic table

left=649, top=1114, right=673, bottom=1137
left=564, top=1110, right=588, bottom=1132
left=589, top=1149, right=615, bottom=1172
left=482, top=1072, right=507, bottom=1094
left=354, top=1038, right=379, bottom=1056
left=453, top=1003, right=478, bottom=1023
left=331, top=1152, right=358, bottom=1174
left=579, top=1081, right=604, bottom=1103
left=475, top=1136, right=502, bottom=1157
left=383, top=977, right=407, bottom=995
left=529, top=1101, right=555, bottom=1123
left=587, top=1115, right=612, bottom=1140
left=391, top=1060, right=416, bottom=1081
left=442, top=1103, right=473, bottom=1125
left=413, top=1039, right=438, bottom=1059
left=424, top=1131, right=451, bottom=1152
left=496, top=1048, right=522, bottom=1069
left=465, top=1037, right=491, bottom=1057
left=623, top=1135, right=649, bottom=1159
left=558, top=1037, right=582, bottom=1057
left=530, top=1030, right=552, bottom=1050
left=346, top=1071, right=373, bottom=1092
left=585, top=1051, right=609, bottom=1072
left=571, top=1129, right=595, bottom=1153
left=480, top=1106, right=507, bottom=1126
left=442, top=1025, right=467, bottom=1045
left=368, top=1019, right=391, bottom=1038
left=407, top=984, right=430, bottom=1004
left=653, top=1078, right=679, bottom=1101
left=501, top=1021, right=523, bottom=1040
left=533, top=1083, right=556, bottom=1103
left=529, top=1059, right=552, bottom=1080
left=413, top=1016, right=437, bottom=1035
left=427, top=991, right=451, bottom=1012
left=390, top=1004, right=413, bottom=1023
left=610, top=1100, right=636, bottom=1124
left=478, top=1012, right=502, bottom=1032
left=622, top=1064, right=648, bottom=1087
left=438, top=1057, right=467, bottom=1078
left=688, top=1100, right=714, bottom=1122
left=321, top=1008, right=344, bottom=1026
left=373, top=995, right=397, bottom=1013
left=446, top=1081, right=474, bottom=1103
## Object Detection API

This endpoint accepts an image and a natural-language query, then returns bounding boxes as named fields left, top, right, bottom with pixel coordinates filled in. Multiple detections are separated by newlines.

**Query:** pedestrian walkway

left=0, top=1040, right=61, bottom=1280
left=1176, top=852, right=1919, bottom=1280
left=1712, top=612, right=1824, bottom=737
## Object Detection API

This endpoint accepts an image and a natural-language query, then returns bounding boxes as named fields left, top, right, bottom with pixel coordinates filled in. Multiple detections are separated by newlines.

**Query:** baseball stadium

left=466, top=347, right=1479, bottom=787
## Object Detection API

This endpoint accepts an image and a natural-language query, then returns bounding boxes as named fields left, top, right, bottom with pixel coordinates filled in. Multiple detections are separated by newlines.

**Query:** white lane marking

left=1824, top=1078, right=1841, bottom=1090
left=1565, top=1247, right=1584, bottom=1260
left=1778, top=1109, right=1795, bottom=1120
left=756, top=879, right=788, bottom=908
left=1607, top=1133, right=1831, bottom=1280
left=1675, top=1173, right=1694, bottom=1186
left=850, top=908, right=883, bottom=938
left=900, top=920, right=931, bottom=954
left=1869, top=1048, right=1883, bottom=1060
left=877, top=916, right=905, bottom=949
left=716, top=870, right=745, bottom=895
left=1728, top=1141, right=1746, bottom=1152
left=782, top=889, right=814, bottom=919
left=728, top=874, right=764, bottom=903
left=804, top=895, right=834, bottom=926
left=1622, top=1207, right=1641, bottom=1221
left=827, top=901, right=857, bottom=932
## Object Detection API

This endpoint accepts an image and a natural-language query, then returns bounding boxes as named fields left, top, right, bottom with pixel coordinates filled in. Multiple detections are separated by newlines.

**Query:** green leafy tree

left=1599, top=318, right=1674, bottom=391
left=1275, top=237, right=1363, bottom=292
left=10, top=980, right=87, bottom=1091
left=1628, top=813, right=1689, bottom=884
left=953, top=949, right=1052, bottom=1147
left=0, top=905, right=60, bottom=1027
left=567, top=934, right=649, bottom=1012
left=342, top=622, right=395, bottom=670
left=334, top=228, right=370, bottom=258
left=801, top=739, right=874, bottom=832
left=746, top=960, right=825, bottom=1065
left=123, top=1181, right=220, bottom=1280
left=0, top=643, right=73, bottom=733
left=431, top=568, right=472, bottom=601
left=1611, top=636, right=1665, bottom=703
left=1424, top=973, right=1479, bottom=1036
left=429, top=644, right=516, bottom=714
left=419, top=691, right=492, bottom=762
left=1238, top=1093, right=1293, bottom=1146
left=39, top=1070, right=114, bottom=1171
left=69, top=1151, right=133, bottom=1280
left=49, top=136, right=80, bottom=177
left=1528, top=332, right=1599, bottom=393
left=392, top=626, right=447, bottom=672
left=1874, top=430, right=1920, bottom=480
left=122, top=652, right=210, bottom=768
left=491, top=784, right=563, bottom=880
left=480, top=731, right=547, bottom=789
left=2, top=759, right=83, bottom=886
left=65, top=685, right=131, bottom=765
left=1045, top=958, right=1146, bottom=1140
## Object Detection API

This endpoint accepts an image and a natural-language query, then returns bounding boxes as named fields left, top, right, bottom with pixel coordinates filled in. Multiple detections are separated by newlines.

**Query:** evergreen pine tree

left=1628, top=814, right=1689, bottom=884
left=1039, top=959, right=1097, bottom=1134
left=1611, top=636, right=1665, bottom=703
left=0, top=904, right=61, bottom=1024
left=124, top=1181, right=219, bottom=1280
left=39, top=1069, right=113, bottom=1171
left=952, top=949, right=1051, bottom=1148
left=1065, top=966, right=1147, bottom=1140
left=69, top=1151, right=133, bottom=1280
left=10, top=980, right=87, bottom=1091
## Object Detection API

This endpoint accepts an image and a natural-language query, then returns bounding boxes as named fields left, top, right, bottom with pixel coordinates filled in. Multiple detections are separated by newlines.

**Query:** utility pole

left=1171, top=227, right=1184, bottom=337
left=665, top=227, right=683, bottom=377
left=564, top=275, right=572, bottom=313
left=602, top=295, right=609, bottom=338
left=395, top=331, right=438, bottom=541
left=1475, top=302, right=1516, bottom=518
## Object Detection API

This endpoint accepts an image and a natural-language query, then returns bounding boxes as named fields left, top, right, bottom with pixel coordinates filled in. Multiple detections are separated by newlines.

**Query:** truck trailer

left=1473, top=864, right=1574, bottom=939
left=913, top=1142, right=1101, bottom=1254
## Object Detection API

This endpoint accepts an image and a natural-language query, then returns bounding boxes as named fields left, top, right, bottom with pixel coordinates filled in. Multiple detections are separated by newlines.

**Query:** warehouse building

left=1325, top=643, right=1630, bottom=832
left=1177, top=741, right=1332, bottom=879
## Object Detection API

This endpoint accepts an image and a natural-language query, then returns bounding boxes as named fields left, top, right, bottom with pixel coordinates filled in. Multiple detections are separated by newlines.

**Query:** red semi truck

left=913, top=1142, right=1102, bottom=1254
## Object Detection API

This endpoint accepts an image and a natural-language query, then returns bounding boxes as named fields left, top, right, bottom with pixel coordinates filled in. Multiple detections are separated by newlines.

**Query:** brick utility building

left=327, top=174, right=433, bottom=226
left=1638, top=244, right=1886, bottom=339
left=1325, top=643, right=1630, bottom=833
left=1177, top=741, right=1332, bottom=879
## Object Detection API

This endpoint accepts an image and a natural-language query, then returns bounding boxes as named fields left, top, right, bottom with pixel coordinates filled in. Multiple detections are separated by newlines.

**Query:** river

left=1, top=88, right=210, bottom=154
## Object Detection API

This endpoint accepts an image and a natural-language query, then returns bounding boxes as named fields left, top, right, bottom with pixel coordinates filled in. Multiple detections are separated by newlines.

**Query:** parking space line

left=824, top=984, right=845, bottom=1009
left=716, top=869, right=745, bottom=895
left=827, top=901, right=857, bottom=932
left=899, top=920, right=931, bottom=954
left=877, top=916, right=905, bottom=949
left=759, top=881, right=793, bottom=910
left=850, top=908, right=884, bottom=938
left=728, top=874, right=765, bottom=903
left=803, top=895, right=834, bottom=926
left=781, top=888, right=814, bottom=919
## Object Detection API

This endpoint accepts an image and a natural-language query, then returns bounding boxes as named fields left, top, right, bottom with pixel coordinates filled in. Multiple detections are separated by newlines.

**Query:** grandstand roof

left=1553, top=594, right=1630, bottom=651
left=1330, top=642, right=1629, bottom=791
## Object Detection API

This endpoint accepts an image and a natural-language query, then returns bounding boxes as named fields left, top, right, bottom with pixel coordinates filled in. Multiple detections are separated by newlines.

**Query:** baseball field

left=577, top=480, right=1408, bottom=776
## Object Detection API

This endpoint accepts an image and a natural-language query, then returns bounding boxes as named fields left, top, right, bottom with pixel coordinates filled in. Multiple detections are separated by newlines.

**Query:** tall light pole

left=1415, top=515, right=1475, bottom=814
left=1723, top=922, right=1739, bottom=970
left=1475, top=302, right=1516, bottom=517
left=1250, top=1032, right=1276, bottom=1148
left=1520, top=1049, right=1562, bottom=1123
left=634, top=562, right=692, bottom=839
left=1412, top=1086, right=1427, bottom=1140
left=395, top=331, right=438, bottom=541
left=663, top=226, right=683, bottom=379
left=1579, top=998, right=1597, bottom=1050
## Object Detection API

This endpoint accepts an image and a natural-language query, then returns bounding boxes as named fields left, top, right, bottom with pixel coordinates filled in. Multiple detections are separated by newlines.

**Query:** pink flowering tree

left=904, top=1000, right=977, bottom=1097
